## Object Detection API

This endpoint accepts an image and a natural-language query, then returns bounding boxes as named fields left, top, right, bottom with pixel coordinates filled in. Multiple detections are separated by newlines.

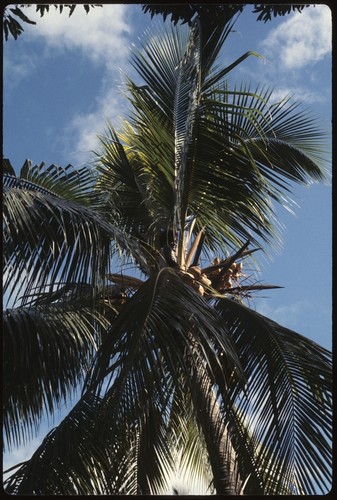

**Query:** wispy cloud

left=228, top=6, right=332, bottom=115
left=260, top=5, right=331, bottom=71
left=3, top=51, right=40, bottom=90
left=255, top=299, right=311, bottom=331
left=64, top=86, right=130, bottom=165
left=267, top=86, right=328, bottom=106
left=6, top=4, right=141, bottom=165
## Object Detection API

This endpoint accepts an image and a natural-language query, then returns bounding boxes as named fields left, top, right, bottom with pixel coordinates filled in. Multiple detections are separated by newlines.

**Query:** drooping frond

left=150, top=379, right=214, bottom=495
left=3, top=182, right=155, bottom=306
left=3, top=300, right=111, bottom=451
left=4, top=187, right=109, bottom=305
left=215, top=297, right=332, bottom=494
left=3, top=392, right=136, bottom=495
left=86, top=268, right=242, bottom=392
left=222, top=86, right=329, bottom=186
left=185, top=350, right=244, bottom=495
left=4, top=268, right=243, bottom=494
left=84, top=268, right=244, bottom=493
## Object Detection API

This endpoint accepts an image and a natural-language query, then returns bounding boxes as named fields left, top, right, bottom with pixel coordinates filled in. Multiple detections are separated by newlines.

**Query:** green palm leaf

left=3, top=186, right=111, bottom=305
left=3, top=158, right=99, bottom=206
left=223, top=87, right=329, bottom=186
left=95, top=123, right=173, bottom=252
left=130, top=23, right=188, bottom=120
left=112, top=24, right=328, bottom=256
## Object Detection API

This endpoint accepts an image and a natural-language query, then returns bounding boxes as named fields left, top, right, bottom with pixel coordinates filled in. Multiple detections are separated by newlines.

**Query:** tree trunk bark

left=187, top=339, right=243, bottom=495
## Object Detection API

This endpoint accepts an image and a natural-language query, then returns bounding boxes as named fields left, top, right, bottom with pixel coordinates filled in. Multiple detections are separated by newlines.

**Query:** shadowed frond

left=4, top=267, right=243, bottom=494
left=3, top=301, right=111, bottom=451
left=149, top=379, right=214, bottom=495
left=83, top=268, right=244, bottom=493
left=215, top=297, right=332, bottom=494
left=86, top=268, right=243, bottom=392
left=3, top=186, right=111, bottom=306
left=3, top=392, right=136, bottom=495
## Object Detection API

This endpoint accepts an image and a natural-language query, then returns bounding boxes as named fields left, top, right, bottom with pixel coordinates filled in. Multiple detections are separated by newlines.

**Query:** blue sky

left=3, top=3, right=332, bottom=491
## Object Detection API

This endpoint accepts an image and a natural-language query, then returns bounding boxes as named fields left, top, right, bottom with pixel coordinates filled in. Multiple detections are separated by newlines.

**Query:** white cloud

left=260, top=5, right=331, bottom=70
left=19, top=4, right=132, bottom=70
left=65, top=86, right=129, bottom=166
left=7, top=4, right=138, bottom=165
left=3, top=51, right=39, bottom=90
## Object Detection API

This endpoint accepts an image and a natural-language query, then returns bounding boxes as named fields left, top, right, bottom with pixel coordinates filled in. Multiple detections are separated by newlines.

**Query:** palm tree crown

left=3, top=11, right=331, bottom=495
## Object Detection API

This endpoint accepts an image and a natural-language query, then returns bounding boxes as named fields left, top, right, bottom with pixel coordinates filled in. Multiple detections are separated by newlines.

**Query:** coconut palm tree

left=3, top=12, right=331, bottom=496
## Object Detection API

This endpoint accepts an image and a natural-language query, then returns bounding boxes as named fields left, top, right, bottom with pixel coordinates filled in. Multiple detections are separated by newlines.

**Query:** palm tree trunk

left=194, top=376, right=243, bottom=494
left=186, top=336, right=243, bottom=495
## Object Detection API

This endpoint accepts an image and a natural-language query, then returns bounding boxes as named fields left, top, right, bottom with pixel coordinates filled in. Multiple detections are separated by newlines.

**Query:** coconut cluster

left=209, top=258, right=243, bottom=293
left=179, top=258, right=244, bottom=296
left=179, top=266, right=211, bottom=296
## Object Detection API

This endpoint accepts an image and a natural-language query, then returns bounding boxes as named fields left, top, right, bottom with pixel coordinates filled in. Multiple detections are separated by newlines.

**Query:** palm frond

left=130, top=22, right=189, bottom=120
left=135, top=384, right=176, bottom=494
left=3, top=158, right=98, bottom=207
left=86, top=268, right=242, bottom=392
left=98, top=20, right=329, bottom=260
left=186, top=358, right=244, bottom=495
left=215, top=297, right=332, bottom=494
left=233, top=88, right=329, bottom=182
left=173, top=18, right=201, bottom=265
left=154, top=379, right=215, bottom=495
left=95, top=122, right=173, bottom=249
left=84, top=268, right=244, bottom=493
left=3, top=185, right=155, bottom=306
left=184, top=83, right=329, bottom=250
left=203, top=50, right=264, bottom=91
left=3, top=392, right=133, bottom=494
left=3, top=186, right=110, bottom=305
left=3, top=301, right=110, bottom=451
